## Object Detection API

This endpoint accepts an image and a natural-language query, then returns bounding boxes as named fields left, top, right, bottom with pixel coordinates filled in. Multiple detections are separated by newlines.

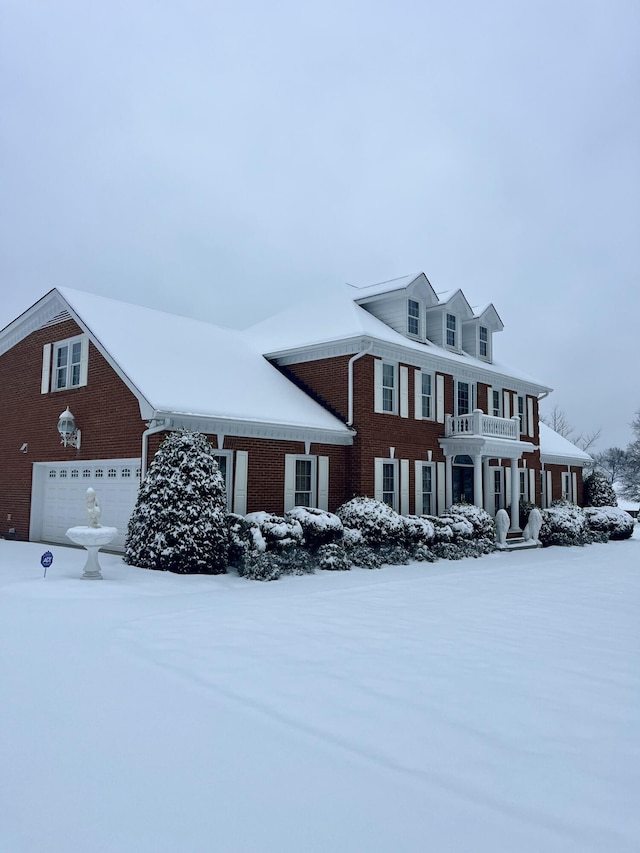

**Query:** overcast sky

left=1, top=0, right=638, bottom=450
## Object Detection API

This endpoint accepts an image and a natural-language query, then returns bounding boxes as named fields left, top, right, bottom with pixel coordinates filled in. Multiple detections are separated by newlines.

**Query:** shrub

left=431, top=542, right=466, bottom=560
left=411, top=543, right=437, bottom=562
left=539, top=501, right=591, bottom=547
left=124, top=430, right=228, bottom=574
left=238, top=552, right=282, bottom=582
left=316, top=543, right=351, bottom=571
left=336, top=497, right=405, bottom=546
left=244, top=512, right=303, bottom=551
left=402, top=515, right=436, bottom=545
left=583, top=472, right=617, bottom=507
left=378, top=544, right=412, bottom=565
left=285, top=506, right=343, bottom=550
left=226, top=513, right=266, bottom=570
left=449, top=503, right=495, bottom=539
left=584, top=506, right=634, bottom=540
left=428, top=516, right=454, bottom=544
left=346, top=545, right=383, bottom=569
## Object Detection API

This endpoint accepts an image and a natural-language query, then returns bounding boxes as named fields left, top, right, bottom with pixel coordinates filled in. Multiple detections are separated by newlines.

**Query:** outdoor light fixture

left=58, top=406, right=81, bottom=449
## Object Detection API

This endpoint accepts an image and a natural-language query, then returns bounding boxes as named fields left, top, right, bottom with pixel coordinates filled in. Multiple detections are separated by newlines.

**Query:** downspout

left=347, top=340, right=373, bottom=426
left=141, top=417, right=170, bottom=480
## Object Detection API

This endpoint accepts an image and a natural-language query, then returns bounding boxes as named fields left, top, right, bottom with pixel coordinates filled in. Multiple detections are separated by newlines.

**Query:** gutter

left=347, top=339, right=373, bottom=426
left=141, top=417, right=170, bottom=480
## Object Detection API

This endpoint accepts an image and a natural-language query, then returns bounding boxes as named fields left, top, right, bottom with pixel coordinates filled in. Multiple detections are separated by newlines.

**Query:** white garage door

left=32, top=459, right=141, bottom=551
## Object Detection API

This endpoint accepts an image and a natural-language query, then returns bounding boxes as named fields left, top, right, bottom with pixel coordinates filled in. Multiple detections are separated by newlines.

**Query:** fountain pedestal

left=66, top=526, right=118, bottom=579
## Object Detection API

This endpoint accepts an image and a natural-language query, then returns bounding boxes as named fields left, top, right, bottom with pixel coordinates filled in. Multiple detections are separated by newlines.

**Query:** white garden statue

left=66, top=488, right=118, bottom=579
left=523, top=507, right=543, bottom=543
left=495, top=508, right=510, bottom=547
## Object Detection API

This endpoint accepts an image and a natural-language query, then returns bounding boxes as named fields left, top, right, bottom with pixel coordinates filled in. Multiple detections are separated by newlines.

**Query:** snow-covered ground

left=1, top=532, right=639, bottom=853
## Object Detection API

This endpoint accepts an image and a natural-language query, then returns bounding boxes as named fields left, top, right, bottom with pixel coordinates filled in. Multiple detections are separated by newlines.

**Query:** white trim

left=284, top=454, right=318, bottom=511
left=374, top=457, right=399, bottom=510
left=415, top=461, right=435, bottom=516
left=212, top=450, right=234, bottom=512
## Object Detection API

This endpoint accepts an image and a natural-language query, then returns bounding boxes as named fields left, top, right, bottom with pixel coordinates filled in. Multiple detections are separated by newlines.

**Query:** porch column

left=445, top=454, right=453, bottom=508
left=473, top=453, right=483, bottom=508
left=510, top=460, right=520, bottom=532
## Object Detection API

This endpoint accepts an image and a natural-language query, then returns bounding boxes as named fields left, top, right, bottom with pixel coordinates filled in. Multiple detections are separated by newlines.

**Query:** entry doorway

left=452, top=455, right=474, bottom=504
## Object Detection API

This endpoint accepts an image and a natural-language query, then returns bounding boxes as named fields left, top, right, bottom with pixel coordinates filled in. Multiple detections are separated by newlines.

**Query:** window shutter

left=529, top=469, right=535, bottom=504
left=505, top=465, right=512, bottom=507
left=233, top=450, right=248, bottom=515
left=546, top=471, right=552, bottom=507
left=400, top=459, right=409, bottom=515
left=571, top=472, right=577, bottom=504
left=414, top=461, right=422, bottom=514
left=437, top=461, right=445, bottom=514
left=400, top=366, right=408, bottom=418
left=374, top=458, right=384, bottom=502
left=317, top=456, right=329, bottom=511
left=486, top=385, right=492, bottom=415
left=414, top=370, right=422, bottom=420
left=374, top=359, right=383, bottom=413
left=41, top=344, right=52, bottom=394
left=284, top=455, right=296, bottom=512
left=503, top=391, right=511, bottom=419
left=79, top=335, right=89, bottom=387
left=436, top=375, right=445, bottom=423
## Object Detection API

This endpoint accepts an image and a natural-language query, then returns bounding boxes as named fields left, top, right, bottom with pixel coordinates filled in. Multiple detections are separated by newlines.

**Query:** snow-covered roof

left=347, top=273, right=423, bottom=298
left=539, top=423, right=593, bottom=466
left=53, top=287, right=353, bottom=439
left=248, top=288, right=551, bottom=393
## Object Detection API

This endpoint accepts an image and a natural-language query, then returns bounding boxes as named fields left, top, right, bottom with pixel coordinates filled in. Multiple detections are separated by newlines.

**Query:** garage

left=30, top=459, right=141, bottom=551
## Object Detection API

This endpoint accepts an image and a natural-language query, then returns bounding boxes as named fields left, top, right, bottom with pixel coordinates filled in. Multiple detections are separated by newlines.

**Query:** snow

left=55, top=287, right=352, bottom=437
left=539, top=422, right=593, bottom=464
left=2, top=533, right=639, bottom=852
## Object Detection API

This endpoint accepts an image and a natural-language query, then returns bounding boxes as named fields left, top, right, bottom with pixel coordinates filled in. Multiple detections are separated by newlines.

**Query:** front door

left=452, top=466, right=474, bottom=504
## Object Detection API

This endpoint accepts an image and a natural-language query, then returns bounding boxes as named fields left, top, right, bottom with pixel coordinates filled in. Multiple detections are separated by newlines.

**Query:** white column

left=445, top=455, right=453, bottom=508
left=510, top=460, right=520, bottom=532
left=473, top=454, right=483, bottom=508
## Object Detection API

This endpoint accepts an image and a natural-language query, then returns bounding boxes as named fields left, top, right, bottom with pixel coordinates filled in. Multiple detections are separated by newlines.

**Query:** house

left=0, top=274, right=591, bottom=551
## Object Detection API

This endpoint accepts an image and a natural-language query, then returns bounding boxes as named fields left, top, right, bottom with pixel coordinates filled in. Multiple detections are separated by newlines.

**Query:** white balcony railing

left=445, top=410, right=520, bottom=440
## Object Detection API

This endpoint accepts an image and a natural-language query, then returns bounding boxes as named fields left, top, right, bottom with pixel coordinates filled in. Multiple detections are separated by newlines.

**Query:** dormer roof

left=428, top=288, right=474, bottom=320
left=472, top=303, right=504, bottom=332
left=350, top=272, right=439, bottom=307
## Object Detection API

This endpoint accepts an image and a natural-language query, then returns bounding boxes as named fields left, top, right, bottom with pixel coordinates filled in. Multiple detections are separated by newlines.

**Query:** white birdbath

left=66, top=526, right=118, bottom=579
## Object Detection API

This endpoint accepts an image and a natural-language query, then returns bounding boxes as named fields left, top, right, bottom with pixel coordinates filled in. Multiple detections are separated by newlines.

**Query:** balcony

left=445, top=410, right=520, bottom=440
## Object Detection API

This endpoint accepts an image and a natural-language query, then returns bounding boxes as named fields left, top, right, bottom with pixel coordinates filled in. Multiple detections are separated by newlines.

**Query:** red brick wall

left=0, top=319, right=146, bottom=540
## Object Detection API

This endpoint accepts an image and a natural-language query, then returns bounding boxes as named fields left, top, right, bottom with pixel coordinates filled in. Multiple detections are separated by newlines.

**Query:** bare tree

left=619, top=410, right=640, bottom=502
left=591, top=447, right=628, bottom=483
left=540, top=405, right=601, bottom=452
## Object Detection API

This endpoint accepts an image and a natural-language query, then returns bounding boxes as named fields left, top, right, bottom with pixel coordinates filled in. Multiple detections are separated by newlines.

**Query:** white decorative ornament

left=523, top=507, right=543, bottom=543
left=495, top=508, right=510, bottom=546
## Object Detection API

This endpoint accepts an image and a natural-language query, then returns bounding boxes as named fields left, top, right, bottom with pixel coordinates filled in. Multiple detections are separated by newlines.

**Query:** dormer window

left=446, top=313, right=457, bottom=348
left=479, top=326, right=488, bottom=358
left=407, top=299, right=420, bottom=337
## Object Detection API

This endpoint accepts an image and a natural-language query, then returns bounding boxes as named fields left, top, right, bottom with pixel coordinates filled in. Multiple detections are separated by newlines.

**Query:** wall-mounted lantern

left=58, top=407, right=81, bottom=449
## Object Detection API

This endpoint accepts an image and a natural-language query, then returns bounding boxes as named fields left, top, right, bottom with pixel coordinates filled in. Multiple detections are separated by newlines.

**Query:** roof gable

left=472, top=303, right=504, bottom=332
left=350, top=272, right=438, bottom=306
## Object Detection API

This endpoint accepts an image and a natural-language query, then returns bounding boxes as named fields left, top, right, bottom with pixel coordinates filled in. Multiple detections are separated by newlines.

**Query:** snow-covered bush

left=244, top=512, right=303, bottom=551
left=431, top=542, right=466, bottom=560
left=124, top=430, right=228, bottom=574
left=412, top=543, right=437, bottom=562
left=402, top=515, right=436, bottom=546
left=238, top=552, right=282, bottom=582
left=449, top=503, right=495, bottom=540
left=584, top=506, right=634, bottom=540
left=316, top=543, right=351, bottom=571
left=285, top=506, right=343, bottom=550
left=226, top=514, right=266, bottom=570
left=337, top=497, right=405, bottom=546
left=346, top=545, right=383, bottom=569
left=583, top=471, right=617, bottom=507
left=378, top=544, right=412, bottom=565
left=539, top=501, right=591, bottom=547
left=428, top=516, right=454, bottom=544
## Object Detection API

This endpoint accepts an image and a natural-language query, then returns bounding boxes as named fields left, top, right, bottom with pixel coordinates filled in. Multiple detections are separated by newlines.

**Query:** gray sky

left=1, top=0, right=638, bottom=450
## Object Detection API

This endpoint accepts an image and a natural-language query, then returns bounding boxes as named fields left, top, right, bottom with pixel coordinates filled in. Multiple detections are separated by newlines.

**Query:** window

left=213, top=452, right=233, bottom=510
left=407, top=299, right=420, bottom=336
left=518, top=396, right=527, bottom=434
left=420, top=464, right=433, bottom=515
left=479, top=326, right=488, bottom=358
left=420, top=372, right=433, bottom=419
left=446, top=313, right=457, bottom=348
left=53, top=336, right=85, bottom=391
left=562, top=472, right=572, bottom=502
left=382, top=463, right=396, bottom=508
left=519, top=469, right=528, bottom=502
left=493, top=469, right=503, bottom=515
left=491, top=389, right=501, bottom=418
left=382, top=363, right=396, bottom=413
left=455, top=380, right=474, bottom=416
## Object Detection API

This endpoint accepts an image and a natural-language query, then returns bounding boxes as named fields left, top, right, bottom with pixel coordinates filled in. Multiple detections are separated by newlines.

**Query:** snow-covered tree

left=583, top=470, right=617, bottom=507
left=619, top=410, right=640, bottom=502
left=124, top=430, right=228, bottom=574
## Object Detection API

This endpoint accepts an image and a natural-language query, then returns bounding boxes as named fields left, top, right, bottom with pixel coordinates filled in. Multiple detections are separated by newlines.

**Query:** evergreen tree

left=124, top=430, right=228, bottom=573
left=620, top=410, right=640, bottom=502
left=583, top=470, right=617, bottom=507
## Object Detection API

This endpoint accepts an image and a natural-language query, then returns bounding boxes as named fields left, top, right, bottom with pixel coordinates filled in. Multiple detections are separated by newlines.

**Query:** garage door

left=32, top=459, right=141, bottom=551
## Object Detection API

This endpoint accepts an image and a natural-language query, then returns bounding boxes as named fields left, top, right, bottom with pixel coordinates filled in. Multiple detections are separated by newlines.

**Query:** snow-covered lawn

left=1, top=534, right=639, bottom=853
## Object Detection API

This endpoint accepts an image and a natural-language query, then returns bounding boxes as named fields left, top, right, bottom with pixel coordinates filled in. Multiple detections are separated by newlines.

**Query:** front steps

left=495, top=532, right=541, bottom=552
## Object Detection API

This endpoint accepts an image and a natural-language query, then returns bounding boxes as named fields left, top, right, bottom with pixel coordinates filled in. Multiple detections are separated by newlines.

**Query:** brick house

left=0, top=274, right=590, bottom=550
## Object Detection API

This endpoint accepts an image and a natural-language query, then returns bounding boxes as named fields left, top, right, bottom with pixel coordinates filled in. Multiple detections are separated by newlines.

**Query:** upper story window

left=446, top=313, right=457, bottom=348
left=54, top=337, right=82, bottom=390
left=455, top=380, right=475, bottom=416
left=490, top=389, right=501, bottom=417
left=407, top=299, right=420, bottom=337
left=518, top=395, right=527, bottom=435
left=420, top=372, right=433, bottom=419
left=479, top=326, right=488, bottom=358
left=382, top=362, right=396, bottom=413
left=42, top=334, right=89, bottom=394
